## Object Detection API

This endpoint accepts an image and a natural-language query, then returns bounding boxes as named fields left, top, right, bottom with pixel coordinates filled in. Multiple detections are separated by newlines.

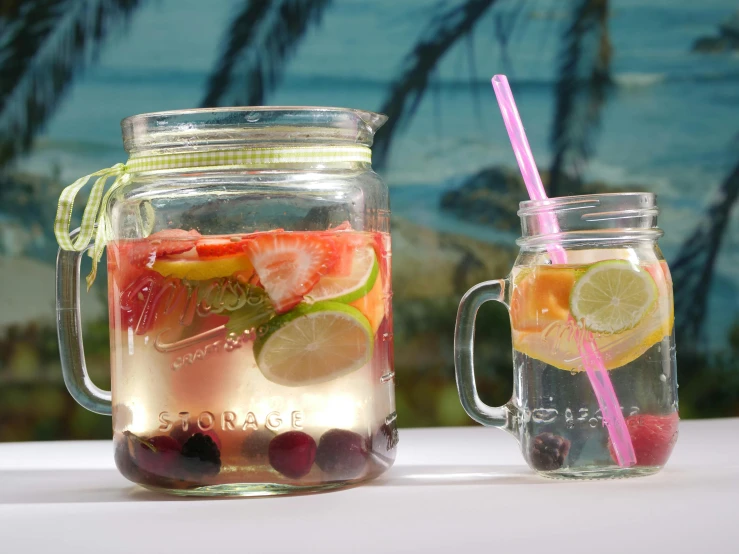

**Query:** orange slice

left=511, top=266, right=576, bottom=332
left=349, top=267, right=384, bottom=333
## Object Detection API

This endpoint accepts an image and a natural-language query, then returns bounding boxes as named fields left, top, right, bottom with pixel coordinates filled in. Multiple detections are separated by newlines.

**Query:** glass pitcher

left=455, top=193, right=678, bottom=479
left=55, top=107, right=397, bottom=496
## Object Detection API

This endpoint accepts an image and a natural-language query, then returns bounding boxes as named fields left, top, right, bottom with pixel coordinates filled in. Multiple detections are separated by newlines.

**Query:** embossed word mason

left=158, top=410, right=305, bottom=433
left=519, top=406, right=641, bottom=429
left=123, top=276, right=271, bottom=336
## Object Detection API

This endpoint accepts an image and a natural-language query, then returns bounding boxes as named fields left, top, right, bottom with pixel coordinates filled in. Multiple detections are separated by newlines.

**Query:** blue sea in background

left=14, top=0, right=739, bottom=343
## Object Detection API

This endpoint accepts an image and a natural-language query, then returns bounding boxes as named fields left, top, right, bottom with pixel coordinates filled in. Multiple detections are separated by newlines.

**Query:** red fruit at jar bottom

left=315, top=429, right=369, bottom=479
left=268, top=431, right=317, bottom=479
left=133, top=434, right=181, bottom=476
left=608, top=412, right=679, bottom=467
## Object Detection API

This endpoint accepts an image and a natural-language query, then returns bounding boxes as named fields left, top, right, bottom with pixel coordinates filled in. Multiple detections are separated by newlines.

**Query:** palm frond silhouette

left=0, top=0, right=143, bottom=171
left=672, top=159, right=739, bottom=347
left=372, top=0, right=499, bottom=169
left=548, top=0, right=611, bottom=197
left=201, top=0, right=331, bottom=108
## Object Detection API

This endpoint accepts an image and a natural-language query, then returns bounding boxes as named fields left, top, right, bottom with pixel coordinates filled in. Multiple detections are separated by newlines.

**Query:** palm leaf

left=671, top=159, right=739, bottom=347
left=373, top=0, right=499, bottom=169
left=0, top=0, right=31, bottom=33
left=548, top=0, right=611, bottom=197
left=200, top=0, right=273, bottom=107
left=0, top=0, right=143, bottom=171
left=201, top=0, right=331, bottom=108
left=491, top=0, right=527, bottom=77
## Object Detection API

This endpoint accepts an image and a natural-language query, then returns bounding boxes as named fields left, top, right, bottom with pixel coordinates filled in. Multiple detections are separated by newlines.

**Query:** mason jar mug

left=55, top=107, right=398, bottom=496
left=455, top=193, right=678, bottom=479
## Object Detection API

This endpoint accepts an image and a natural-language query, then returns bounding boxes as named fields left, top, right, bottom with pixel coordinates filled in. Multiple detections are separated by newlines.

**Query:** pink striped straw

left=491, top=75, right=636, bottom=467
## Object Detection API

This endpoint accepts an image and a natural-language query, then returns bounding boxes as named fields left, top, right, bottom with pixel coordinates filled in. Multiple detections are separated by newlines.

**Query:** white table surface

left=1, top=419, right=737, bottom=553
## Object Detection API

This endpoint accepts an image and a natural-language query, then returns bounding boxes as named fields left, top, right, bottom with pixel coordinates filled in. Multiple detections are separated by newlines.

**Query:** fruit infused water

left=453, top=78, right=678, bottom=479
left=109, top=226, right=397, bottom=493
left=510, top=250, right=678, bottom=478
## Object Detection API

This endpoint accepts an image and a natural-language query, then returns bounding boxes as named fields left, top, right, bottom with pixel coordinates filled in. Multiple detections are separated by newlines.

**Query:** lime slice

left=306, top=245, right=378, bottom=303
left=152, top=254, right=253, bottom=281
left=570, top=260, right=658, bottom=334
left=254, top=301, right=373, bottom=386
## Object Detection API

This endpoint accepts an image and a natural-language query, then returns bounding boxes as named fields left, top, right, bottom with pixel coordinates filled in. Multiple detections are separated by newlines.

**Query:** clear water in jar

left=509, top=251, right=678, bottom=479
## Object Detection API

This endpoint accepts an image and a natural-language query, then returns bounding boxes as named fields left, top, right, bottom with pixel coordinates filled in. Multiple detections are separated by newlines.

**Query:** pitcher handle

left=56, top=231, right=112, bottom=415
left=454, top=279, right=513, bottom=430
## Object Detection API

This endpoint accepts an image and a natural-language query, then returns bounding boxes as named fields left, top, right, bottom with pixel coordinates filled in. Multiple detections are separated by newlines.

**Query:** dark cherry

left=134, top=434, right=181, bottom=476
left=114, top=434, right=141, bottom=481
left=268, top=431, right=317, bottom=479
left=315, top=429, right=369, bottom=480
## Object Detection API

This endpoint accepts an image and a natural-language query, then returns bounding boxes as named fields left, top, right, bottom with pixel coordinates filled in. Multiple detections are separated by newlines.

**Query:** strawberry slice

left=608, top=412, right=679, bottom=467
left=316, top=222, right=365, bottom=277
left=146, top=229, right=201, bottom=257
left=196, top=237, right=247, bottom=258
left=320, top=230, right=367, bottom=277
left=243, top=232, right=338, bottom=313
left=329, top=239, right=354, bottom=277
left=195, top=230, right=286, bottom=258
left=127, top=229, right=201, bottom=266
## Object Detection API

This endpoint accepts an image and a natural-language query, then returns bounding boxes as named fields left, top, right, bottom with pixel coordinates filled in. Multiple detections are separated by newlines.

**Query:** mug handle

left=56, top=233, right=112, bottom=415
left=454, top=279, right=513, bottom=430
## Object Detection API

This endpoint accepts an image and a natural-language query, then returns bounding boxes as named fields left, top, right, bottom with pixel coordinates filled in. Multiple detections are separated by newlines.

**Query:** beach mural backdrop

left=1, top=0, right=738, bottom=440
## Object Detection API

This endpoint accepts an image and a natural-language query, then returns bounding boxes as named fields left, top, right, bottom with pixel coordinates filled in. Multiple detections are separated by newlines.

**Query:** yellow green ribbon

left=53, top=145, right=372, bottom=289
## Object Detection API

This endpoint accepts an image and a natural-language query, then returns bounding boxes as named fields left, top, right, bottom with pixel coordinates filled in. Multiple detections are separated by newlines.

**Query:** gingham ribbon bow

left=53, top=145, right=372, bottom=289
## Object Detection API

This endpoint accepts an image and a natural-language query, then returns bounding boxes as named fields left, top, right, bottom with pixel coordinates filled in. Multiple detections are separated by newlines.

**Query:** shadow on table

left=0, top=470, right=194, bottom=504
left=0, top=465, right=562, bottom=504
left=0, top=466, right=713, bottom=504
left=369, top=465, right=554, bottom=487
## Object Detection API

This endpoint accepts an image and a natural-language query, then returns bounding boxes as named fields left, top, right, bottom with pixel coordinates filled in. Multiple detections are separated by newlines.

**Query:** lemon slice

left=306, top=245, right=378, bottom=304
left=254, top=302, right=373, bottom=387
left=152, top=255, right=253, bottom=281
left=570, top=260, right=658, bottom=334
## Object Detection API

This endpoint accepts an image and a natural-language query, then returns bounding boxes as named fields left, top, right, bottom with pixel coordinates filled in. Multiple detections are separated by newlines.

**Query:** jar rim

left=518, top=192, right=656, bottom=216
left=516, top=192, right=662, bottom=245
left=121, top=106, right=386, bottom=127
left=121, top=106, right=388, bottom=154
